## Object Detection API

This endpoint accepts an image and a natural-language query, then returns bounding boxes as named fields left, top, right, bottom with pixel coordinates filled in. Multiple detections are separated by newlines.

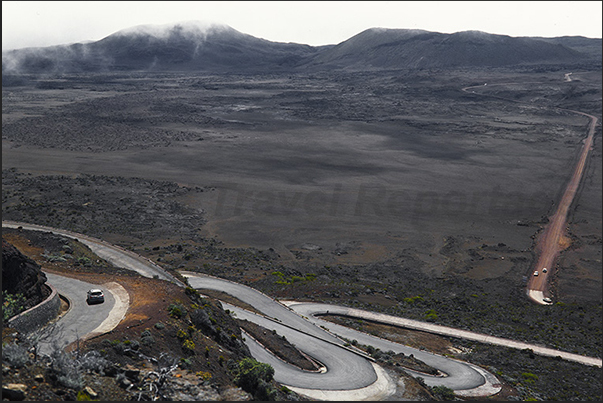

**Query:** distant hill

left=301, top=28, right=592, bottom=70
left=532, top=36, right=602, bottom=61
left=2, top=21, right=319, bottom=74
left=2, top=21, right=599, bottom=75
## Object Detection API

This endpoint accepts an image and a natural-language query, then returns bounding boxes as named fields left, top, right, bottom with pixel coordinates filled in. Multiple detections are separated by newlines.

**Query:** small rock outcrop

left=2, top=239, right=48, bottom=310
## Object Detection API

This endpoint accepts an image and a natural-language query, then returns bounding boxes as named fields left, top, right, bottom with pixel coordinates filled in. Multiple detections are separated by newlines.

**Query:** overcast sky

left=3, top=1, right=602, bottom=51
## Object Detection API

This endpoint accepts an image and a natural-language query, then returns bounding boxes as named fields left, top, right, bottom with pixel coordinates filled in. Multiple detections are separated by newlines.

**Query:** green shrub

left=403, top=295, right=424, bottom=304
left=168, top=302, right=186, bottom=318
left=112, top=342, right=125, bottom=355
left=234, top=357, right=275, bottom=397
left=425, top=309, right=438, bottom=322
left=182, top=339, right=195, bottom=354
left=76, top=390, right=92, bottom=401
left=179, top=358, right=192, bottom=369
left=521, top=372, right=538, bottom=384
left=197, top=371, right=212, bottom=381
left=430, top=385, right=456, bottom=400
left=141, top=329, right=155, bottom=346
left=2, top=291, right=26, bottom=322
left=254, top=379, right=277, bottom=401
left=185, top=287, right=200, bottom=297
left=191, top=308, right=216, bottom=334
left=76, top=257, right=92, bottom=267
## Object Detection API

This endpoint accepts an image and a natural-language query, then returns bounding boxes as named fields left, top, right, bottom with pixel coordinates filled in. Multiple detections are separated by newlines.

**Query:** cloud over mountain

left=2, top=21, right=599, bottom=75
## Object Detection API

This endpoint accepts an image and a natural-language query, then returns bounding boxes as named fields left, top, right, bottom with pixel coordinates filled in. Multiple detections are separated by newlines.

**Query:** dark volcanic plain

left=3, top=68, right=601, bottom=299
left=2, top=65, right=602, bottom=400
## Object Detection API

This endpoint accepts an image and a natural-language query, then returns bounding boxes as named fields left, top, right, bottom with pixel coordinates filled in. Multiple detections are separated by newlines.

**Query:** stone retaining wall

left=8, top=283, right=62, bottom=334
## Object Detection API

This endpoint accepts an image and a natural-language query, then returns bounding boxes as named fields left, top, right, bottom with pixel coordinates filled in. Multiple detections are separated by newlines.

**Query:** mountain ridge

left=2, top=21, right=600, bottom=75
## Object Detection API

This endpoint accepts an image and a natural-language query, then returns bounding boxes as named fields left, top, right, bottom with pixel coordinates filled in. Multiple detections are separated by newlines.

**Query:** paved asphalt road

left=35, top=272, right=116, bottom=356
left=6, top=222, right=600, bottom=400
left=225, top=304, right=378, bottom=390
left=181, top=272, right=502, bottom=397
left=287, top=302, right=602, bottom=368
left=180, top=271, right=391, bottom=396
left=2, top=221, right=185, bottom=286
left=285, top=302, right=488, bottom=391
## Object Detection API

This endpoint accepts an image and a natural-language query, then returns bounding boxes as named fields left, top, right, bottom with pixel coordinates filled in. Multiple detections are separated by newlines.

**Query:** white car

left=533, top=271, right=539, bottom=276
left=542, top=268, right=548, bottom=273
left=86, top=289, right=105, bottom=304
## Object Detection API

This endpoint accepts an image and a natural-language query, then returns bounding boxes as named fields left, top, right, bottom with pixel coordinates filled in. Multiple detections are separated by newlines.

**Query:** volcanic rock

left=2, top=239, right=48, bottom=309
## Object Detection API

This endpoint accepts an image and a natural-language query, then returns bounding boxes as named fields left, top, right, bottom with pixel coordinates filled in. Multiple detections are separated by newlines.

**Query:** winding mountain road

left=181, top=272, right=503, bottom=399
left=3, top=221, right=508, bottom=399
left=4, top=221, right=602, bottom=399
left=31, top=273, right=129, bottom=357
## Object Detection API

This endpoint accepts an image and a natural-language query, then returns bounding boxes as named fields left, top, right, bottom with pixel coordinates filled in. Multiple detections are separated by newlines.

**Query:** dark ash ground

left=3, top=68, right=601, bottom=301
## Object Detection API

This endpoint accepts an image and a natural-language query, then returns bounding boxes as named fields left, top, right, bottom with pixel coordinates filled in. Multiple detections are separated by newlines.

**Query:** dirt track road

left=528, top=110, right=598, bottom=303
left=463, top=79, right=600, bottom=305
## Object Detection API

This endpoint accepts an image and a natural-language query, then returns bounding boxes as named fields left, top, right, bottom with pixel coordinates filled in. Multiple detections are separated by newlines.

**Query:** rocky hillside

left=1, top=232, right=312, bottom=401
left=2, top=239, right=49, bottom=312
left=2, top=21, right=599, bottom=75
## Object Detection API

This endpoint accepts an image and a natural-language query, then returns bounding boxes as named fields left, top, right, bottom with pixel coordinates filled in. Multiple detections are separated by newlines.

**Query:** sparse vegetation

left=2, top=291, right=26, bottom=322
left=233, top=357, right=276, bottom=400
left=2, top=341, right=30, bottom=368
left=430, top=385, right=456, bottom=401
